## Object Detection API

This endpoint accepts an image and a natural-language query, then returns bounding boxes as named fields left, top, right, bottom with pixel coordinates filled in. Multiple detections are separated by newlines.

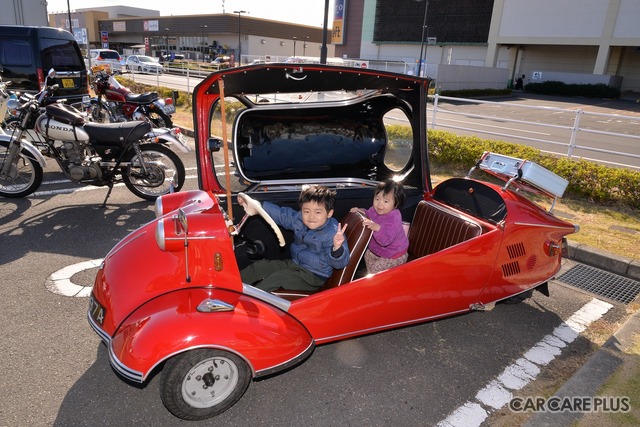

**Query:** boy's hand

left=333, top=222, right=348, bottom=250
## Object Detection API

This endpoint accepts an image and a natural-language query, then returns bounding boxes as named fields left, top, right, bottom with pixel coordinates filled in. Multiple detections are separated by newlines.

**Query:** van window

left=40, top=39, right=84, bottom=69
left=0, top=37, right=33, bottom=66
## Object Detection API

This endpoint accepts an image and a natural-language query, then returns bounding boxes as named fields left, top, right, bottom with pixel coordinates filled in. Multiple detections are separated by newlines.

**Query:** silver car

left=125, top=55, right=164, bottom=74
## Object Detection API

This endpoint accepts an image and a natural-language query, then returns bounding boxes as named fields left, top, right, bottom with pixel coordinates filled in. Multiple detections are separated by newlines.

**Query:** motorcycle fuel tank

left=36, top=115, right=89, bottom=142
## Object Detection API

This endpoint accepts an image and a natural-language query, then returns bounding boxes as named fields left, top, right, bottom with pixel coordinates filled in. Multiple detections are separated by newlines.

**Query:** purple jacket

left=365, top=207, right=409, bottom=259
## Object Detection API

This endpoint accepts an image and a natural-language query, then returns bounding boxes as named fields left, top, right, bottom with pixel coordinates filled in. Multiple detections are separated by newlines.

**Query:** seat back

left=323, top=210, right=372, bottom=289
left=407, top=200, right=482, bottom=260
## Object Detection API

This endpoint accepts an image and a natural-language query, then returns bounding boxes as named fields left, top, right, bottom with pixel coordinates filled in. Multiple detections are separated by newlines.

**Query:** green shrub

left=386, top=126, right=640, bottom=209
left=525, top=81, right=621, bottom=99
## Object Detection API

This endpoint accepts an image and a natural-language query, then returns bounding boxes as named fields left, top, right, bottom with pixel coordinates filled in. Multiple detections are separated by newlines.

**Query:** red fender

left=108, top=287, right=314, bottom=383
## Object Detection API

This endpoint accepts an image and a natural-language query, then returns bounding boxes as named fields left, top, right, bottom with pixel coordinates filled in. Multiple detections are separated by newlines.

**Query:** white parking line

left=437, top=298, right=613, bottom=427
left=34, top=171, right=199, bottom=196
left=45, top=258, right=104, bottom=297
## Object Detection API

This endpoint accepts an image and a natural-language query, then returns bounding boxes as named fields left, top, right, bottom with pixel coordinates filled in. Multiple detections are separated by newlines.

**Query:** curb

left=565, top=240, right=640, bottom=282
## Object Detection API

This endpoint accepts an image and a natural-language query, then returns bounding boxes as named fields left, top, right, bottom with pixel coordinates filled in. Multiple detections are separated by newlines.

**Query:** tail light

left=164, top=98, right=173, bottom=105
left=36, top=67, right=45, bottom=90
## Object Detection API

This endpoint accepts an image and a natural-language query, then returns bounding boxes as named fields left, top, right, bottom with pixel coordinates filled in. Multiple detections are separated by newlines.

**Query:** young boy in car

left=238, top=185, right=349, bottom=292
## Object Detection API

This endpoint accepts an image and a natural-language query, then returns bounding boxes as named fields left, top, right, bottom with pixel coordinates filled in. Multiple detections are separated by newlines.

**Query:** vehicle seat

left=272, top=211, right=372, bottom=301
left=407, top=200, right=482, bottom=260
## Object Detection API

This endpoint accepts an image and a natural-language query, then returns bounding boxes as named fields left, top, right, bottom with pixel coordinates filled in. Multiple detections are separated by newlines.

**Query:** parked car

left=88, top=49, right=123, bottom=73
left=0, top=25, right=88, bottom=104
left=125, top=54, right=164, bottom=74
left=88, top=64, right=578, bottom=421
left=159, top=53, right=184, bottom=63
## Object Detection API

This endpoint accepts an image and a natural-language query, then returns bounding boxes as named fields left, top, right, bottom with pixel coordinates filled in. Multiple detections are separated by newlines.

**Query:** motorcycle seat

left=84, top=120, right=152, bottom=144
left=125, top=92, right=159, bottom=104
left=45, top=103, right=85, bottom=125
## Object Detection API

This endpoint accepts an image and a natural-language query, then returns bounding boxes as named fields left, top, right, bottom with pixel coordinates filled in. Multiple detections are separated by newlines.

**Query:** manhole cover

left=557, top=264, right=640, bottom=304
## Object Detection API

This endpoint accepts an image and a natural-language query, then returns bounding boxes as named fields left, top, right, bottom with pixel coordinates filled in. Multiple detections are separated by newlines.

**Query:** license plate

left=89, top=294, right=106, bottom=326
left=61, top=78, right=75, bottom=88
left=163, top=104, right=176, bottom=114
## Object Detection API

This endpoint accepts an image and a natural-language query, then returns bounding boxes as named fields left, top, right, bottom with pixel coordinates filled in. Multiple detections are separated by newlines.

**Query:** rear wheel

left=160, top=349, right=251, bottom=421
left=0, top=141, right=43, bottom=198
left=122, top=144, right=185, bottom=200
left=148, top=109, right=174, bottom=128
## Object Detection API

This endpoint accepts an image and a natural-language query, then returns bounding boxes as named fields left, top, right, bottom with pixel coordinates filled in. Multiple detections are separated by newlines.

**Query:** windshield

left=139, top=56, right=156, bottom=63
left=41, top=38, right=84, bottom=70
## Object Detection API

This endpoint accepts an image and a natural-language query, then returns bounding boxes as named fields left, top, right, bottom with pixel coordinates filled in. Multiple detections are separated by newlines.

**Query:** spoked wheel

left=148, top=110, right=174, bottom=128
left=122, top=144, right=185, bottom=200
left=0, top=141, right=43, bottom=198
left=160, top=349, right=251, bottom=421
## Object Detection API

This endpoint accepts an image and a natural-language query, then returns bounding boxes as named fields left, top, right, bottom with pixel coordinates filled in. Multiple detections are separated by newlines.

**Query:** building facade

left=334, top=0, right=640, bottom=92
left=48, top=8, right=331, bottom=64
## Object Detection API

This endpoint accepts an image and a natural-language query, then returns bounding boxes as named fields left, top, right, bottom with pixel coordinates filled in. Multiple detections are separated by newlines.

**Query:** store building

left=334, top=0, right=640, bottom=92
left=48, top=7, right=331, bottom=64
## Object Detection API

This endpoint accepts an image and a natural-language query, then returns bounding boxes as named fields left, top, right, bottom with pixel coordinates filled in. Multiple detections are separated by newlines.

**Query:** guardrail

left=429, top=94, right=640, bottom=170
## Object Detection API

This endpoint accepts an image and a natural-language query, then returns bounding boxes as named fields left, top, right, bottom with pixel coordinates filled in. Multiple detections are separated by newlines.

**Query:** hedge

left=388, top=126, right=640, bottom=209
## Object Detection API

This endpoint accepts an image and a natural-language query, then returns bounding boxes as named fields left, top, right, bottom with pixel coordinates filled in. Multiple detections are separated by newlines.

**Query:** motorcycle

left=0, top=69, right=186, bottom=206
left=88, top=70, right=176, bottom=128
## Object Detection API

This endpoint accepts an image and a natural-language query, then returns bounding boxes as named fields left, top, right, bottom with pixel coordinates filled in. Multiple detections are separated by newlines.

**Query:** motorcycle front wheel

left=122, top=144, right=185, bottom=200
left=0, top=141, right=43, bottom=198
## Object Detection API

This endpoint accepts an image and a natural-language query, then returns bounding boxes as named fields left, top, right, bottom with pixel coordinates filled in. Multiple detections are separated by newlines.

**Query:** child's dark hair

left=375, top=179, right=405, bottom=209
left=299, top=185, right=336, bottom=212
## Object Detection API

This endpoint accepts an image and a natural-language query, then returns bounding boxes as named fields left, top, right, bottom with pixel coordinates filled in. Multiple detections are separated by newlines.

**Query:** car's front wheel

left=160, top=349, right=251, bottom=421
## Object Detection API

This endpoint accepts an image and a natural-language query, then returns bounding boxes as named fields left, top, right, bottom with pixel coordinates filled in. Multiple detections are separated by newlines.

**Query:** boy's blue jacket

left=263, top=202, right=350, bottom=278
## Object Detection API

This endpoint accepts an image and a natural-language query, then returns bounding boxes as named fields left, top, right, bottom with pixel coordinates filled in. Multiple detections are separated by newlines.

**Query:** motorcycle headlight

left=6, top=99, right=19, bottom=116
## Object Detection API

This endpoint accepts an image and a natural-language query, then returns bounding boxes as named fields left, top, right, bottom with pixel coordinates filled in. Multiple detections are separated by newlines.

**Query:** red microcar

left=88, top=64, right=577, bottom=420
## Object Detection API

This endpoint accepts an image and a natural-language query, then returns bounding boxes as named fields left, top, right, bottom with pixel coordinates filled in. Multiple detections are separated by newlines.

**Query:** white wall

left=435, top=65, right=510, bottom=91
left=2, top=0, right=48, bottom=26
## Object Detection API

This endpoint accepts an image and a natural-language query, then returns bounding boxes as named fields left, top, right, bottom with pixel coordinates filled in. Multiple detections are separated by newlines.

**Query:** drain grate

left=557, top=264, right=640, bottom=305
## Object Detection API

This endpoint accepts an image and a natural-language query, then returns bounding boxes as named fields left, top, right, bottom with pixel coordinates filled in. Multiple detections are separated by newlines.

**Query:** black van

left=0, top=25, right=89, bottom=103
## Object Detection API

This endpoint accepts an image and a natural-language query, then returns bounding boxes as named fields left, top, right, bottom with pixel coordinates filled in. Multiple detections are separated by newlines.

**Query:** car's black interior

left=234, top=95, right=413, bottom=183
left=433, top=178, right=507, bottom=224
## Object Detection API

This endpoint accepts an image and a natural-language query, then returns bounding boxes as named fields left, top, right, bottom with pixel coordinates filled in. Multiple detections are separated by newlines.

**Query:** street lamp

left=416, top=0, right=429, bottom=77
left=301, top=36, right=310, bottom=56
left=234, top=10, right=247, bottom=65
left=200, top=25, right=208, bottom=62
left=320, top=0, right=329, bottom=63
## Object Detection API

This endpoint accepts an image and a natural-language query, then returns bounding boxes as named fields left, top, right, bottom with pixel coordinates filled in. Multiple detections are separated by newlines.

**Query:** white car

left=88, top=49, right=124, bottom=73
left=125, top=55, right=164, bottom=74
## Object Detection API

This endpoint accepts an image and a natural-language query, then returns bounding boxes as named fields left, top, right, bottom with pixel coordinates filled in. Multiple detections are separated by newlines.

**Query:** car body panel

left=96, top=287, right=313, bottom=381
